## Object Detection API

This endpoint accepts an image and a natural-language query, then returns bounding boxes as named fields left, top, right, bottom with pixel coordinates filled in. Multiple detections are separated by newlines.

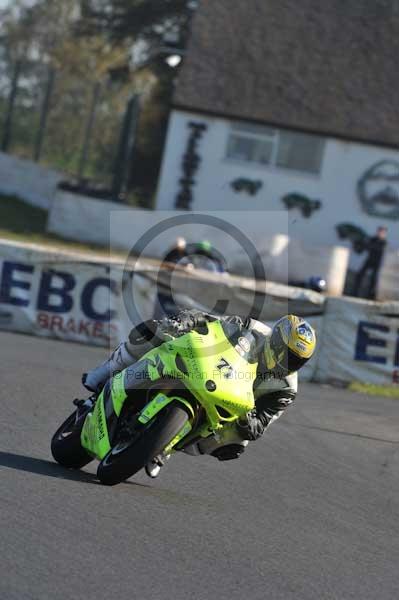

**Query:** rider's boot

left=82, top=343, right=135, bottom=394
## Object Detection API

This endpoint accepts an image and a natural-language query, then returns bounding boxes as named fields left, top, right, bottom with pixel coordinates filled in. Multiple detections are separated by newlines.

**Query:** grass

left=0, top=195, right=123, bottom=258
left=349, top=381, right=399, bottom=399
left=0, top=195, right=47, bottom=234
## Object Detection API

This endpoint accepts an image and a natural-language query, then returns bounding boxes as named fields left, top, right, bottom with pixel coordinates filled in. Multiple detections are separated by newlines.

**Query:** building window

left=225, top=122, right=325, bottom=175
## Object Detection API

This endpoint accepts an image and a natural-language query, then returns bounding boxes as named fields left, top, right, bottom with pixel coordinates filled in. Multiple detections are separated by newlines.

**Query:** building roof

left=174, top=0, right=399, bottom=147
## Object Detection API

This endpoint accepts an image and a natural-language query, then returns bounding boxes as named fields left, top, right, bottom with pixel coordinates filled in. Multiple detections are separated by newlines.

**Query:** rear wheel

left=97, top=402, right=189, bottom=486
left=51, top=411, right=93, bottom=469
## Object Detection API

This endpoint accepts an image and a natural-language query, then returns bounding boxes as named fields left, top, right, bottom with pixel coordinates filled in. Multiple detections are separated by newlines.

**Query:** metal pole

left=33, top=66, right=55, bottom=162
left=1, top=60, right=22, bottom=152
left=120, top=94, right=140, bottom=196
left=111, top=94, right=140, bottom=201
left=78, top=81, right=101, bottom=181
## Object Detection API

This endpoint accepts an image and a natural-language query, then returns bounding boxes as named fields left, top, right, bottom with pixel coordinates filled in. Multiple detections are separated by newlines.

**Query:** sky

left=0, top=0, right=36, bottom=8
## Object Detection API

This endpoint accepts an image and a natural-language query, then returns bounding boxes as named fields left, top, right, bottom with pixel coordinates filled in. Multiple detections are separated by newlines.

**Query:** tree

left=0, top=0, right=136, bottom=179
left=80, top=0, right=197, bottom=206
left=81, top=0, right=194, bottom=48
left=0, top=0, right=197, bottom=204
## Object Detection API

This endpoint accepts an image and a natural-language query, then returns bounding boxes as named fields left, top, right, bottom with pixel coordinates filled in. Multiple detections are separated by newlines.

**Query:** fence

left=0, top=58, right=140, bottom=198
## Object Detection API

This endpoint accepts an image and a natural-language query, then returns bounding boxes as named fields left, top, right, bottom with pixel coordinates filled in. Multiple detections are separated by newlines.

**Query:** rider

left=82, top=310, right=316, bottom=463
left=154, top=239, right=228, bottom=319
left=163, top=238, right=227, bottom=273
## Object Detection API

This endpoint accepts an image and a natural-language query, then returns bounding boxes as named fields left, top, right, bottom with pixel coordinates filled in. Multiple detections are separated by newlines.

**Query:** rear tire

left=97, top=402, right=188, bottom=486
left=51, top=411, right=93, bottom=469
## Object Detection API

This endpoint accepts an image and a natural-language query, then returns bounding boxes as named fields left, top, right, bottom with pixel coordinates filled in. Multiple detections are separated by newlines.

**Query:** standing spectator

left=354, top=226, right=387, bottom=299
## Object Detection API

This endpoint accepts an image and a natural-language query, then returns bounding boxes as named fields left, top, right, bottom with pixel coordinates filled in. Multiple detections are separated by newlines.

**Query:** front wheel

left=97, top=402, right=189, bottom=486
left=51, top=410, right=93, bottom=469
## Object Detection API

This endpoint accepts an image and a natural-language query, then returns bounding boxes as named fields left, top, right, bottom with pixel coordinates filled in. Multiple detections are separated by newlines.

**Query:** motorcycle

left=51, top=320, right=257, bottom=485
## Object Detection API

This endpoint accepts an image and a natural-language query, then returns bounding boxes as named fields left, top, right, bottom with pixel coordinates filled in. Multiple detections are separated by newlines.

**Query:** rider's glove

left=236, top=410, right=265, bottom=441
left=161, top=310, right=211, bottom=337
left=160, top=316, right=187, bottom=338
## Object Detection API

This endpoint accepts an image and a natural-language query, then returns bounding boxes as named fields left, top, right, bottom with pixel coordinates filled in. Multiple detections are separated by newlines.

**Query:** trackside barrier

left=314, top=297, right=399, bottom=385
left=0, top=241, right=324, bottom=382
left=0, top=151, right=62, bottom=210
left=0, top=241, right=124, bottom=346
left=3, top=240, right=399, bottom=385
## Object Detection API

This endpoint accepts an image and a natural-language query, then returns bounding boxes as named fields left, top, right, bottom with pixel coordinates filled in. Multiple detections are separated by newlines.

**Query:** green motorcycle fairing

left=81, top=388, right=112, bottom=459
left=81, top=320, right=258, bottom=460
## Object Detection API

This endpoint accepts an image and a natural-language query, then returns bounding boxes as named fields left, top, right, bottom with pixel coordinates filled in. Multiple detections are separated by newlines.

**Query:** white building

left=156, top=0, right=399, bottom=259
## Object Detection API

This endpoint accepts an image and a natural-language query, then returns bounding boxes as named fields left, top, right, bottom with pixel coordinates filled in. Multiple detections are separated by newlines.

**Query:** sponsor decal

left=216, top=357, right=234, bottom=379
left=37, top=313, right=117, bottom=340
left=0, top=262, right=117, bottom=318
left=238, top=336, right=251, bottom=353
left=97, top=405, right=106, bottom=441
left=297, top=323, right=313, bottom=343
left=355, top=321, right=399, bottom=382
left=0, top=260, right=120, bottom=343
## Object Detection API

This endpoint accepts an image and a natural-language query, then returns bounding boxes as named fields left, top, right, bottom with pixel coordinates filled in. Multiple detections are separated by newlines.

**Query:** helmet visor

left=270, top=327, right=309, bottom=374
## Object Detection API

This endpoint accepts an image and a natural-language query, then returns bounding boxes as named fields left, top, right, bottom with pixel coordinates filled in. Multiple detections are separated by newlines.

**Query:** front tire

left=97, top=402, right=188, bottom=486
left=51, top=411, right=93, bottom=469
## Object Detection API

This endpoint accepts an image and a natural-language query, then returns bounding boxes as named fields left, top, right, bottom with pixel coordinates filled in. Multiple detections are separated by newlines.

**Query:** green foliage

left=81, top=0, right=195, bottom=205
left=0, top=0, right=195, bottom=204
left=81, top=0, right=192, bottom=45
left=0, top=193, right=115, bottom=255
left=0, top=195, right=47, bottom=234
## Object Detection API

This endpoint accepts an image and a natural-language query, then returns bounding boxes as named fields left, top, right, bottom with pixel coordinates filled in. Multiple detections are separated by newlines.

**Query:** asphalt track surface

left=1, top=331, right=399, bottom=600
